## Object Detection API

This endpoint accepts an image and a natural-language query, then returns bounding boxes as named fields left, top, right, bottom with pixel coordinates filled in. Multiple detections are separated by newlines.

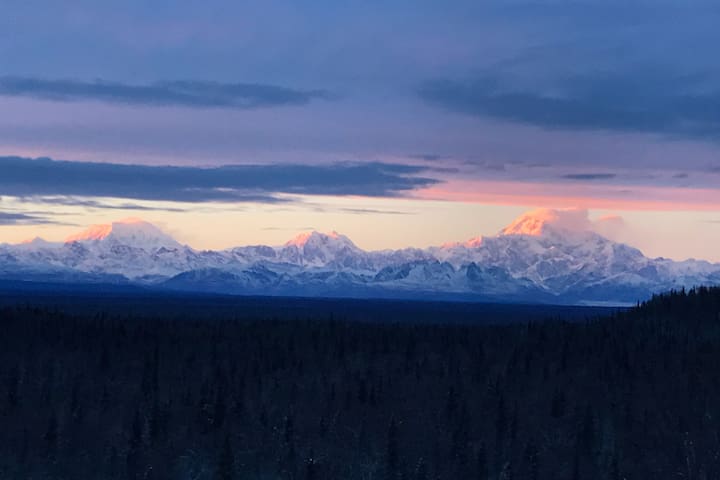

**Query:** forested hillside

left=1, top=288, right=720, bottom=479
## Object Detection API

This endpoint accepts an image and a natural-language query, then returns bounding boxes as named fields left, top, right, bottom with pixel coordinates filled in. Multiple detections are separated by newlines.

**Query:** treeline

left=1, top=287, right=720, bottom=479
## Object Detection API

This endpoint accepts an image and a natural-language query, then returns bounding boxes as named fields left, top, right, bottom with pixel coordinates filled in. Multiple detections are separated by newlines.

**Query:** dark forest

left=2, top=288, right=720, bottom=479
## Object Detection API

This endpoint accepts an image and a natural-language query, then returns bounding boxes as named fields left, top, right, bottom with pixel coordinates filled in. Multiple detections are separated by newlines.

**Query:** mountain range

left=1, top=210, right=718, bottom=305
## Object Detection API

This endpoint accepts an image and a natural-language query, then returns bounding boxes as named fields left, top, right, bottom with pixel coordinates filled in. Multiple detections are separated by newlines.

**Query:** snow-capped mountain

left=65, top=217, right=181, bottom=250
left=1, top=211, right=718, bottom=304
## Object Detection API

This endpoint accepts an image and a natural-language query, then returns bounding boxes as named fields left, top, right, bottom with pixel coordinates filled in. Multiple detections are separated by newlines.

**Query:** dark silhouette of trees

left=385, top=416, right=400, bottom=480
left=216, top=434, right=234, bottom=480
left=0, top=286, right=719, bottom=478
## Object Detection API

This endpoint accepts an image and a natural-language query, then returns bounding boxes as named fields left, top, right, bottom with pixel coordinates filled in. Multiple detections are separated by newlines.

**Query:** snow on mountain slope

left=16, top=237, right=63, bottom=249
left=276, top=231, right=372, bottom=269
left=501, top=208, right=593, bottom=237
left=1, top=210, right=719, bottom=304
left=2, top=218, right=197, bottom=280
left=65, top=218, right=181, bottom=249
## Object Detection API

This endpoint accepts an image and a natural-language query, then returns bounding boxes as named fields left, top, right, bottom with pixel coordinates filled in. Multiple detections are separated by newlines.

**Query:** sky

left=1, top=0, right=719, bottom=261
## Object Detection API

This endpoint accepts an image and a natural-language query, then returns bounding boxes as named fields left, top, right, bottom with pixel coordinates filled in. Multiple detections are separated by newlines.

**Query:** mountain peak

left=500, top=208, right=592, bottom=237
left=279, top=230, right=366, bottom=267
left=14, top=236, right=62, bottom=250
left=65, top=224, right=113, bottom=243
left=65, top=218, right=181, bottom=249
left=3, top=213, right=719, bottom=304
left=20, top=236, right=48, bottom=245
left=285, top=230, right=350, bottom=248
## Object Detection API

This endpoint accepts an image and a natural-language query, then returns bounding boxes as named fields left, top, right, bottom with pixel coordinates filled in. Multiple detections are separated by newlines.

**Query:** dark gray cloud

left=407, top=154, right=449, bottom=162
left=0, top=77, right=329, bottom=109
left=0, top=156, right=440, bottom=203
left=419, top=71, right=720, bottom=140
left=0, top=211, right=57, bottom=226
left=562, top=173, right=617, bottom=181
left=22, top=196, right=188, bottom=212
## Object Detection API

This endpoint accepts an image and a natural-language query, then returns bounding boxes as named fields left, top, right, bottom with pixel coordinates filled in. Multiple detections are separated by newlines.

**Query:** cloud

left=22, top=196, right=188, bottom=212
left=0, top=211, right=58, bottom=226
left=0, top=77, right=330, bottom=109
left=407, top=154, right=449, bottom=162
left=544, top=208, right=594, bottom=233
left=338, top=208, right=414, bottom=215
left=562, top=173, right=617, bottom=181
left=418, top=71, right=720, bottom=140
left=592, top=214, right=627, bottom=241
left=0, top=156, right=440, bottom=203
left=503, top=208, right=633, bottom=240
left=538, top=210, right=631, bottom=245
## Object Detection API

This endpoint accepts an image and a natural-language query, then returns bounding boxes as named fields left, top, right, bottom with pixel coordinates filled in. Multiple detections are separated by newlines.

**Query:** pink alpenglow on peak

left=500, top=208, right=593, bottom=236
left=285, top=231, right=317, bottom=247
left=464, top=237, right=484, bottom=248
left=64, top=218, right=181, bottom=250
left=435, top=209, right=596, bottom=250
left=65, top=224, right=114, bottom=243
left=284, top=230, right=349, bottom=248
